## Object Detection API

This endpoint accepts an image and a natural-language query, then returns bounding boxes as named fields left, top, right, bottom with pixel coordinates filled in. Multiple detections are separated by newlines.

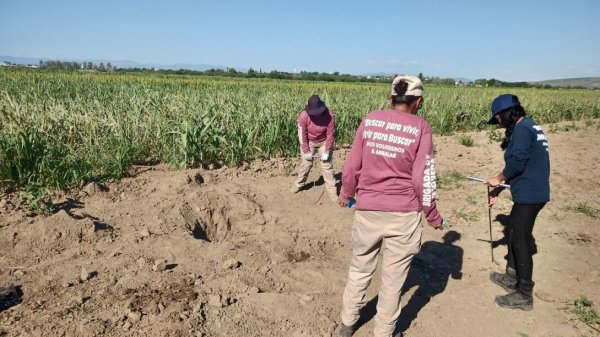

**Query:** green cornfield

left=1, top=68, right=600, bottom=191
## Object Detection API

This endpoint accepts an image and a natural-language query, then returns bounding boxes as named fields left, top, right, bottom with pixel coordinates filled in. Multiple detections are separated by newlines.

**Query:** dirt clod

left=140, top=228, right=151, bottom=238
left=152, top=260, right=167, bottom=272
left=80, top=268, right=92, bottom=282
left=126, top=309, right=142, bottom=322
left=222, top=259, right=240, bottom=270
left=208, top=294, right=222, bottom=308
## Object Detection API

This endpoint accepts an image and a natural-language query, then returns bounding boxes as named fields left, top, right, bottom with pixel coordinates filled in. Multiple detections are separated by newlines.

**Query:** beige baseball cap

left=391, top=75, right=423, bottom=97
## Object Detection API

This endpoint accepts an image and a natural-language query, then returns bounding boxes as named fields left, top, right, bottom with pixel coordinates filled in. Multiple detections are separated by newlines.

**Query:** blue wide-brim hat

left=488, top=94, right=521, bottom=124
left=306, top=95, right=327, bottom=116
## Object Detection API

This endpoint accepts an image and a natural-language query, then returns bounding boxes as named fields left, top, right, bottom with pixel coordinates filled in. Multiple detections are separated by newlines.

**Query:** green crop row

left=1, top=68, right=599, bottom=192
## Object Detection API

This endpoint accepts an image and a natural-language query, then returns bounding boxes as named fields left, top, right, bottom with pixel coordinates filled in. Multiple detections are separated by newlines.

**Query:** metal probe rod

left=466, top=176, right=510, bottom=189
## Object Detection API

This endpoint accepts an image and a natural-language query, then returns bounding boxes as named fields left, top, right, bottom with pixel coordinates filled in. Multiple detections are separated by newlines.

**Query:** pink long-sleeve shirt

left=340, top=109, right=442, bottom=226
left=297, top=110, right=335, bottom=154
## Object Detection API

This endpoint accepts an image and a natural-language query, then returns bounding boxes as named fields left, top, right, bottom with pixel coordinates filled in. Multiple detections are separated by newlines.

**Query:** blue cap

left=488, top=94, right=521, bottom=124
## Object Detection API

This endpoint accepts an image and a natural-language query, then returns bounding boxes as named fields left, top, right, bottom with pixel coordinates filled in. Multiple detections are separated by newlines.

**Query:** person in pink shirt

left=338, top=76, right=446, bottom=337
left=291, top=95, right=338, bottom=202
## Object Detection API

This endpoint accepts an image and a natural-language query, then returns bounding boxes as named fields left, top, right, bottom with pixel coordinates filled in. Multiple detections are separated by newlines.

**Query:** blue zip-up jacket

left=502, top=117, right=550, bottom=204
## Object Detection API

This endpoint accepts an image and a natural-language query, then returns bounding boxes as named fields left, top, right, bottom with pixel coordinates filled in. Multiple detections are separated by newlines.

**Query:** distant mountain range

left=365, top=72, right=473, bottom=83
left=0, top=56, right=473, bottom=82
left=0, top=55, right=229, bottom=71
left=532, top=77, right=600, bottom=89
left=2, top=55, right=598, bottom=88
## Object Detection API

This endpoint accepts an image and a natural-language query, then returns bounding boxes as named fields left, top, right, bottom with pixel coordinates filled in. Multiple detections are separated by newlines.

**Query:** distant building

left=0, top=61, right=9, bottom=67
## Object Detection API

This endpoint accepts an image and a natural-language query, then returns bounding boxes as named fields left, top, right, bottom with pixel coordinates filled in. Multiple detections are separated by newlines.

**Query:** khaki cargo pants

left=294, top=141, right=337, bottom=197
left=341, top=210, right=422, bottom=337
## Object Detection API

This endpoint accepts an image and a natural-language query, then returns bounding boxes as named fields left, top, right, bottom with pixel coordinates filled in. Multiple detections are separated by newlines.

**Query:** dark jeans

left=507, top=202, right=545, bottom=282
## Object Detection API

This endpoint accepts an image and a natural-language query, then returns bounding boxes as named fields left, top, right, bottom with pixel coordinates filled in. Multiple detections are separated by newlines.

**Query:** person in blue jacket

left=485, top=94, right=550, bottom=311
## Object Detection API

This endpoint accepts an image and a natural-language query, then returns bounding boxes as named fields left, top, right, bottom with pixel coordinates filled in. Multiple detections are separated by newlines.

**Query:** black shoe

left=495, top=291, right=533, bottom=311
left=339, top=323, right=354, bottom=337
left=495, top=279, right=534, bottom=311
left=489, top=271, right=516, bottom=292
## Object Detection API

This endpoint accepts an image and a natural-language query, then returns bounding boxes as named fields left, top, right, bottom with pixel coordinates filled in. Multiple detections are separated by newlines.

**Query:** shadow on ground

left=353, top=231, right=464, bottom=335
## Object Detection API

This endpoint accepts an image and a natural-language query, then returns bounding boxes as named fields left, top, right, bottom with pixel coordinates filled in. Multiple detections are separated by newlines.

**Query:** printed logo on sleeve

left=533, top=125, right=549, bottom=151
left=422, top=155, right=437, bottom=207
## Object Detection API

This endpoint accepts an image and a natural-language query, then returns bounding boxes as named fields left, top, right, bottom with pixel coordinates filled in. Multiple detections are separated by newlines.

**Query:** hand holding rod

left=466, top=176, right=510, bottom=189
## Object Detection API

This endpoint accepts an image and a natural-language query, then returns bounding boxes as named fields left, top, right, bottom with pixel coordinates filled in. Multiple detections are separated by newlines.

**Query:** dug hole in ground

left=1, top=120, right=599, bottom=337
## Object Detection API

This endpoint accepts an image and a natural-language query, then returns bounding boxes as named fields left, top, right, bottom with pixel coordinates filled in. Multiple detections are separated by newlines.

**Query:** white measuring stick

left=466, top=176, right=510, bottom=189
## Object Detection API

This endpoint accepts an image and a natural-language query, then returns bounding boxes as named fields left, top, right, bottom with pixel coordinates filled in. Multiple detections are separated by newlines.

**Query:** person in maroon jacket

left=291, top=95, right=338, bottom=202
left=337, top=76, right=446, bottom=337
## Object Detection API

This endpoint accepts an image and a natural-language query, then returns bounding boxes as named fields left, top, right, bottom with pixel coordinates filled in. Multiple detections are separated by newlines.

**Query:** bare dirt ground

left=1, top=120, right=599, bottom=337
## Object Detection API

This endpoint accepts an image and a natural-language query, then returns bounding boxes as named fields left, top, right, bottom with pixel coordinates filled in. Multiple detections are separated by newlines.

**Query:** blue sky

left=1, top=0, right=599, bottom=81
